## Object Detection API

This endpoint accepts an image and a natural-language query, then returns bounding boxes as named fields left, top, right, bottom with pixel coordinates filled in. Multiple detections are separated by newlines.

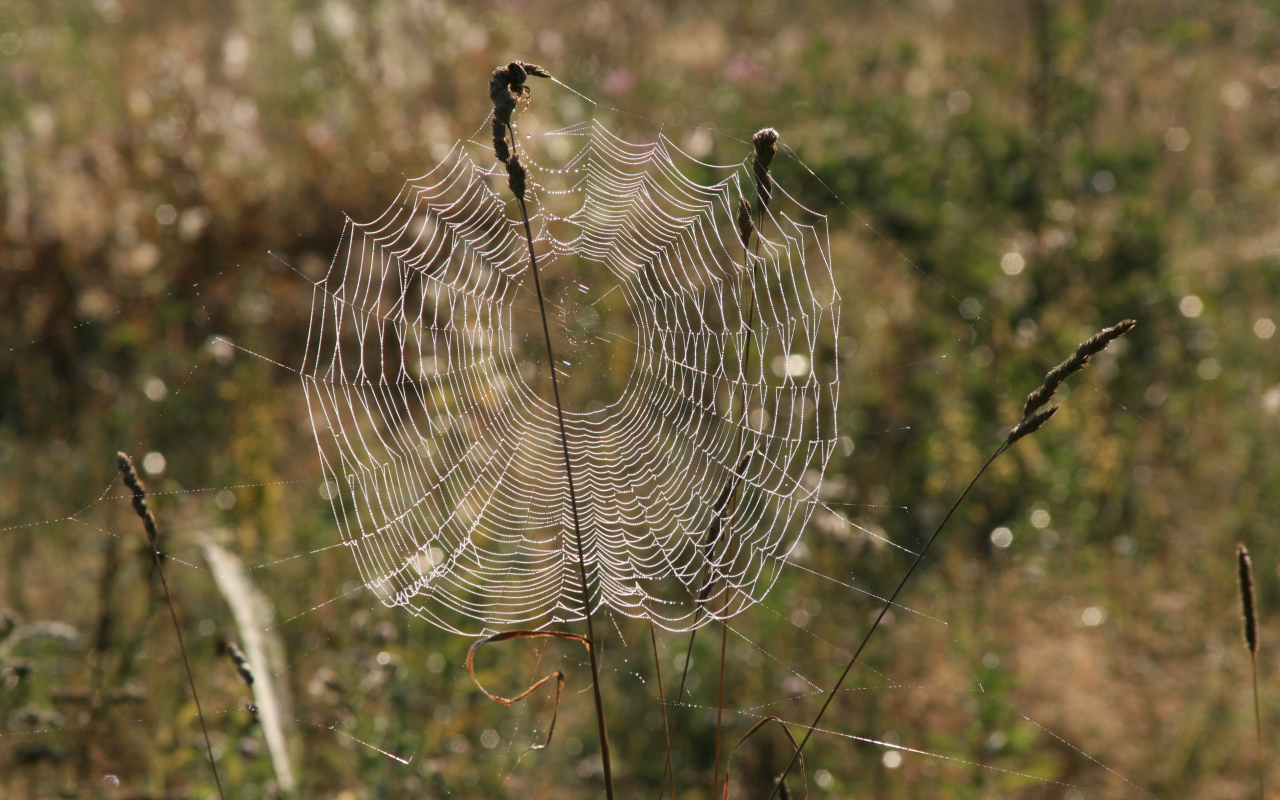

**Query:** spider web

left=301, top=114, right=840, bottom=635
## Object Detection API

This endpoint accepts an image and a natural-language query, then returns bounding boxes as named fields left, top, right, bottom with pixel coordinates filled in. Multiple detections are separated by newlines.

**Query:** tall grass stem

left=117, top=453, right=226, bottom=800
left=768, top=319, right=1134, bottom=798
left=767, top=444, right=1006, bottom=798
left=513, top=193, right=615, bottom=799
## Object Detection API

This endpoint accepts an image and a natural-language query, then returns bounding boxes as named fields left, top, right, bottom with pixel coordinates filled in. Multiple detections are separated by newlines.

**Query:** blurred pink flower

left=601, top=68, right=634, bottom=96
left=722, top=55, right=763, bottom=83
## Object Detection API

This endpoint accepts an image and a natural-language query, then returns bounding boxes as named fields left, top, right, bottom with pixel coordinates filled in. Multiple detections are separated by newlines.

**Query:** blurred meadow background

left=2, top=0, right=1280, bottom=798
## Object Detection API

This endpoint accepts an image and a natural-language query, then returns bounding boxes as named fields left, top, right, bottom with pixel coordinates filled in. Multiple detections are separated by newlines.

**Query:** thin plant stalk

left=766, top=320, right=1135, bottom=799
left=711, top=132, right=776, bottom=798
left=513, top=189, right=615, bottom=800
left=649, top=622, right=676, bottom=800
left=1252, top=656, right=1263, bottom=799
left=713, top=623, right=729, bottom=795
left=657, top=629, right=698, bottom=800
left=660, top=196, right=765, bottom=800
left=489, top=62, right=614, bottom=798
left=117, top=453, right=226, bottom=800
left=766, top=444, right=1004, bottom=798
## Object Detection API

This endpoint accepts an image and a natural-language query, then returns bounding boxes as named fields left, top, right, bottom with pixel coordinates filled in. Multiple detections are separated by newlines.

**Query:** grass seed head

left=117, top=452, right=160, bottom=551
left=752, top=128, right=778, bottom=209
left=737, top=197, right=754, bottom=249
left=1007, top=405, right=1059, bottom=446
left=1237, top=543, right=1258, bottom=656
left=225, top=642, right=255, bottom=687
left=1022, top=319, right=1136, bottom=419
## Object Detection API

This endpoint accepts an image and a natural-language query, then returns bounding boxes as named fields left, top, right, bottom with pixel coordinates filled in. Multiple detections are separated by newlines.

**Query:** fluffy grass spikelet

left=1023, top=319, right=1136, bottom=420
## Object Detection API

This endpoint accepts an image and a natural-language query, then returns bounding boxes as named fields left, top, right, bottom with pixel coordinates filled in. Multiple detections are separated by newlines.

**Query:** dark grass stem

left=670, top=160, right=772, bottom=800
left=712, top=131, right=774, bottom=799
left=649, top=623, right=676, bottom=800
left=657, top=628, right=698, bottom=800
left=716, top=179, right=769, bottom=799
left=1252, top=659, right=1264, bottom=800
left=117, top=453, right=226, bottom=800
left=490, top=62, right=614, bottom=799
left=714, top=623, right=729, bottom=795
left=514, top=190, right=615, bottom=800
left=767, top=320, right=1135, bottom=799
left=765, top=444, right=1005, bottom=799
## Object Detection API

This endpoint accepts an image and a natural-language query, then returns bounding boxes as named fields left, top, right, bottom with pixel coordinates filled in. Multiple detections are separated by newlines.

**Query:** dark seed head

left=489, top=62, right=552, bottom=165
left=117, top=452, right=160, bottom=550
left=507, top=155, right=527, bottom=200
left=1237, top=543, right=1258, bottom=656
left=752, top=128, right=778, bottom=168
left=492, top=117, right=510, bottom=163
left=1007, top=405, right=1059, bottom=446
left=752, top=128, right=778, bottom=209
left=226, top=642, right=255, bottom=687
left=516, top=61, right=551, bottom=79
left=737, top=197, right=754, bottom=249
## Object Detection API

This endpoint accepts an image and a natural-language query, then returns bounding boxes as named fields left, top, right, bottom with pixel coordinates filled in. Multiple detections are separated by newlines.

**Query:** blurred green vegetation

left=2, top=0, right=1280, bottom=798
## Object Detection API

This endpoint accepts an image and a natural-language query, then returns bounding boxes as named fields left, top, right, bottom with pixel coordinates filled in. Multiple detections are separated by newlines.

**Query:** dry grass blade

left=701, top=449, right=758, bottom=576
left=204, top=539, right=297, bottom=793
left=117, top=453, right=225, bottom=800
left=466, top=630, right=591, bottom=752
left=720, top=716, right=805, bottom=800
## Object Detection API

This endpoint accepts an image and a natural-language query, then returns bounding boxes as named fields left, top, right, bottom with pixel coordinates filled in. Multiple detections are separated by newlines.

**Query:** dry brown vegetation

left=2, top=0, right=1279, bottom=798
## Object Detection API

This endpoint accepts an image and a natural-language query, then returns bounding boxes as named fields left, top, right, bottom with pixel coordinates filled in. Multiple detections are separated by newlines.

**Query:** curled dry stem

left=720, top=716, right=805, bottom=800
left=467, top=630, right=591, bottom=753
